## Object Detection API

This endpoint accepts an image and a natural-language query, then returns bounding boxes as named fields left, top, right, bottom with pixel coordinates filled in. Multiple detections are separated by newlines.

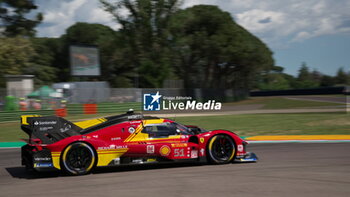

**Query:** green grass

left=0, top=112, right=135, bottom=142
left=1, top=112, right=349, bottom=142
left=174, top=112, right=350, bottom=136
left=225, top=97, right=344, bottom=109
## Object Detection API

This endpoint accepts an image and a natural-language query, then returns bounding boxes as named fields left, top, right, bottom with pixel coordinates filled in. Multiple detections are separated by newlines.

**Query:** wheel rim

left=210, top=136, right=235, bottom=162
left=63, top=144, right=95, bottom=174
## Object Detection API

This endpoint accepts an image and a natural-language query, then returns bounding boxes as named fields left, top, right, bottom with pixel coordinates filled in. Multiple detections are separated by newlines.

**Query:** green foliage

left=100, top=0, right=180, bottom=88
left=320, top=75, right=336, bottom=87
left=26, top=38, right=58, bottom=85
left=0, top=1, right=275, bottom=90
left=258, top=73, right=291, bottom=90
left=294, top=62, right=319, bottom=88
left=335, top=67, right=348, bottom=85
left=254, top=62, right=350, bottom=90
left=0, top=0, right=42, bottom=37
left=169, top=5, right=274, bottom=91
left=0, top=37, right=59, bottom=87
left=0, top=37, right=36, bottom=86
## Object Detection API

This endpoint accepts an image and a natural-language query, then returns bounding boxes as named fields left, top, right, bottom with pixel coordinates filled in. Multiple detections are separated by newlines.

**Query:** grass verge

left=174, top=112, right=350, bottom=136
left=225, top=96, right=344, bottom=109
left=1, top=112, right=349, bottom=142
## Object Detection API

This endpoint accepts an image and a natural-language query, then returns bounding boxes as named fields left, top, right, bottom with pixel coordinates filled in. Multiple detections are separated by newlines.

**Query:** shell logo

left=160, top=145, right=171, bottom=156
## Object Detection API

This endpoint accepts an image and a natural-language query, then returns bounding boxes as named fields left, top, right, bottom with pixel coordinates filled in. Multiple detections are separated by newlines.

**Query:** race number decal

left=174, top=149, right=185, bottom=157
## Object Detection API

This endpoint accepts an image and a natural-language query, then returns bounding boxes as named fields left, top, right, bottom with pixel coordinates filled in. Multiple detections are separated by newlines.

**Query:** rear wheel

left=61, top=142, right=96, bottom=175
left=207, top=135, right=235, bottom=164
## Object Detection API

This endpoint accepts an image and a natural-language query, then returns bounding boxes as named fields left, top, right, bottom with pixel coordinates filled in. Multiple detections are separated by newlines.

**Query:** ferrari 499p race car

left=21, top=111, right=257, bottom=175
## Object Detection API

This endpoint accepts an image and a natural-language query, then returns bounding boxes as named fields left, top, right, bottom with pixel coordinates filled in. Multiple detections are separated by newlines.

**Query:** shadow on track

left=5, top=162, right=209, bottom=179
left=92, top=162, right=205, bottom=175
left=6, top=167, right=63, bottom=179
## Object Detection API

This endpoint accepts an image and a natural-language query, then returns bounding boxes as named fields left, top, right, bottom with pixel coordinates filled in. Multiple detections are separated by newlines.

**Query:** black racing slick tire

left=61, top=142, right=96, bottom=175
left=207, top=135, right=236, bottom=164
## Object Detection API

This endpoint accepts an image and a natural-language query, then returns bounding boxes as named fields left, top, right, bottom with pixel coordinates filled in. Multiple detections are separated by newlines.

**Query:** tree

left=311, top=69, right=322, bottom=84
left=258, top=73, right=291, bottom=90
left=0, top=0, right=43, bottom=37
left=320, top=75, right=336, bottom=87
left=297, top=62, right=311, bottom=82
left=27, top=37, right=58, bottom=85
left=296, top=62, right=318, bottom=88
left=100, top=0, right=181, bottom=87
left=169, top=5, right=274, bottom=94
left=335, top=67, right=348, bottom=85
left=0, top=37, right=36, bottom=86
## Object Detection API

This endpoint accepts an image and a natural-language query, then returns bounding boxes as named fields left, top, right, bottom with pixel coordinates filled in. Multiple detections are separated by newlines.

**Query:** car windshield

left=172, top=122, right=192, bottom=135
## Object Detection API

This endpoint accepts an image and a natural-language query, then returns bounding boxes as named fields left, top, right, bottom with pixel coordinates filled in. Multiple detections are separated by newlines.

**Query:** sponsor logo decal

left=171, top=143, right=188, bottom=148
left=200, top=138, right=205, bottom=143
left=128, top=115, right=143, bottom=120
left=129, top=121, right=141, bottom=124
left=34, top=121, right=57, bottom=125
left=191, top=150, right=198, bottom=158
left=38, top=127, right=54, bottom=131
left=238, top=145, right=243, bottom=152
left=147, top=145, right=155, bottom=154
left=60, top=123, right=72, bottom=133
left=34, top=163, right=53, bottom=167
left=159, top=145, right=171, bottom=156
left=128, top=127, right=136, bottom=133
left=98, top=145, right=127, bottom=150
left=34, top=157, right=51, bottom=161
left=200, top=148, right=205, bottom=156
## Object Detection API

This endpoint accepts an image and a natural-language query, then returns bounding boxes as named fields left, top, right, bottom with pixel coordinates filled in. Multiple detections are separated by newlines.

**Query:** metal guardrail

left=0, top=102, right=142, bottom=122
left=0, top=110, right=54, bottom=122
left=66, top=102, right=141, bottom=114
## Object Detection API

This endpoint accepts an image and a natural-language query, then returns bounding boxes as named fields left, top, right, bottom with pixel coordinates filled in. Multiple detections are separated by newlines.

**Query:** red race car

left=21, top=111, right=257, bottom=175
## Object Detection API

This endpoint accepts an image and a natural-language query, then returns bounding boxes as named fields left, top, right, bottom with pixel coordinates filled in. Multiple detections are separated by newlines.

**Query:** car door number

left=174, top=149, right=185, bottom=157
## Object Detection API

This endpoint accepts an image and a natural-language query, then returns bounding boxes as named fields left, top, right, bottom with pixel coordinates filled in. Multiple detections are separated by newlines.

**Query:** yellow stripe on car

left=74, top=118, right=107, bottom=129
left=20, top=115, right=42, bottom=125
left=96, top=149, right=129, bottom=166
left=51, top=152, right=61, bottom=170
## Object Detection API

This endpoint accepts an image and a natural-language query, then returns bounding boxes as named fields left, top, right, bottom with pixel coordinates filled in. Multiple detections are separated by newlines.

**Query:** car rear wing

left=21, top=115, right=82, bottom=144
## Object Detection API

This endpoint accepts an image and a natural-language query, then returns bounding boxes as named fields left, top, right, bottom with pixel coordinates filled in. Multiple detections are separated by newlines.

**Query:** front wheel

left=61, top=142, right=96, bottom=175
left=207, top=135, right=236, bottom=164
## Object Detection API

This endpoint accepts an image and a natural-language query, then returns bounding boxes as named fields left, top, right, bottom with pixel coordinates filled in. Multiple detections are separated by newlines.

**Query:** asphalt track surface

left=0, top=143, right=349, bottom=197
